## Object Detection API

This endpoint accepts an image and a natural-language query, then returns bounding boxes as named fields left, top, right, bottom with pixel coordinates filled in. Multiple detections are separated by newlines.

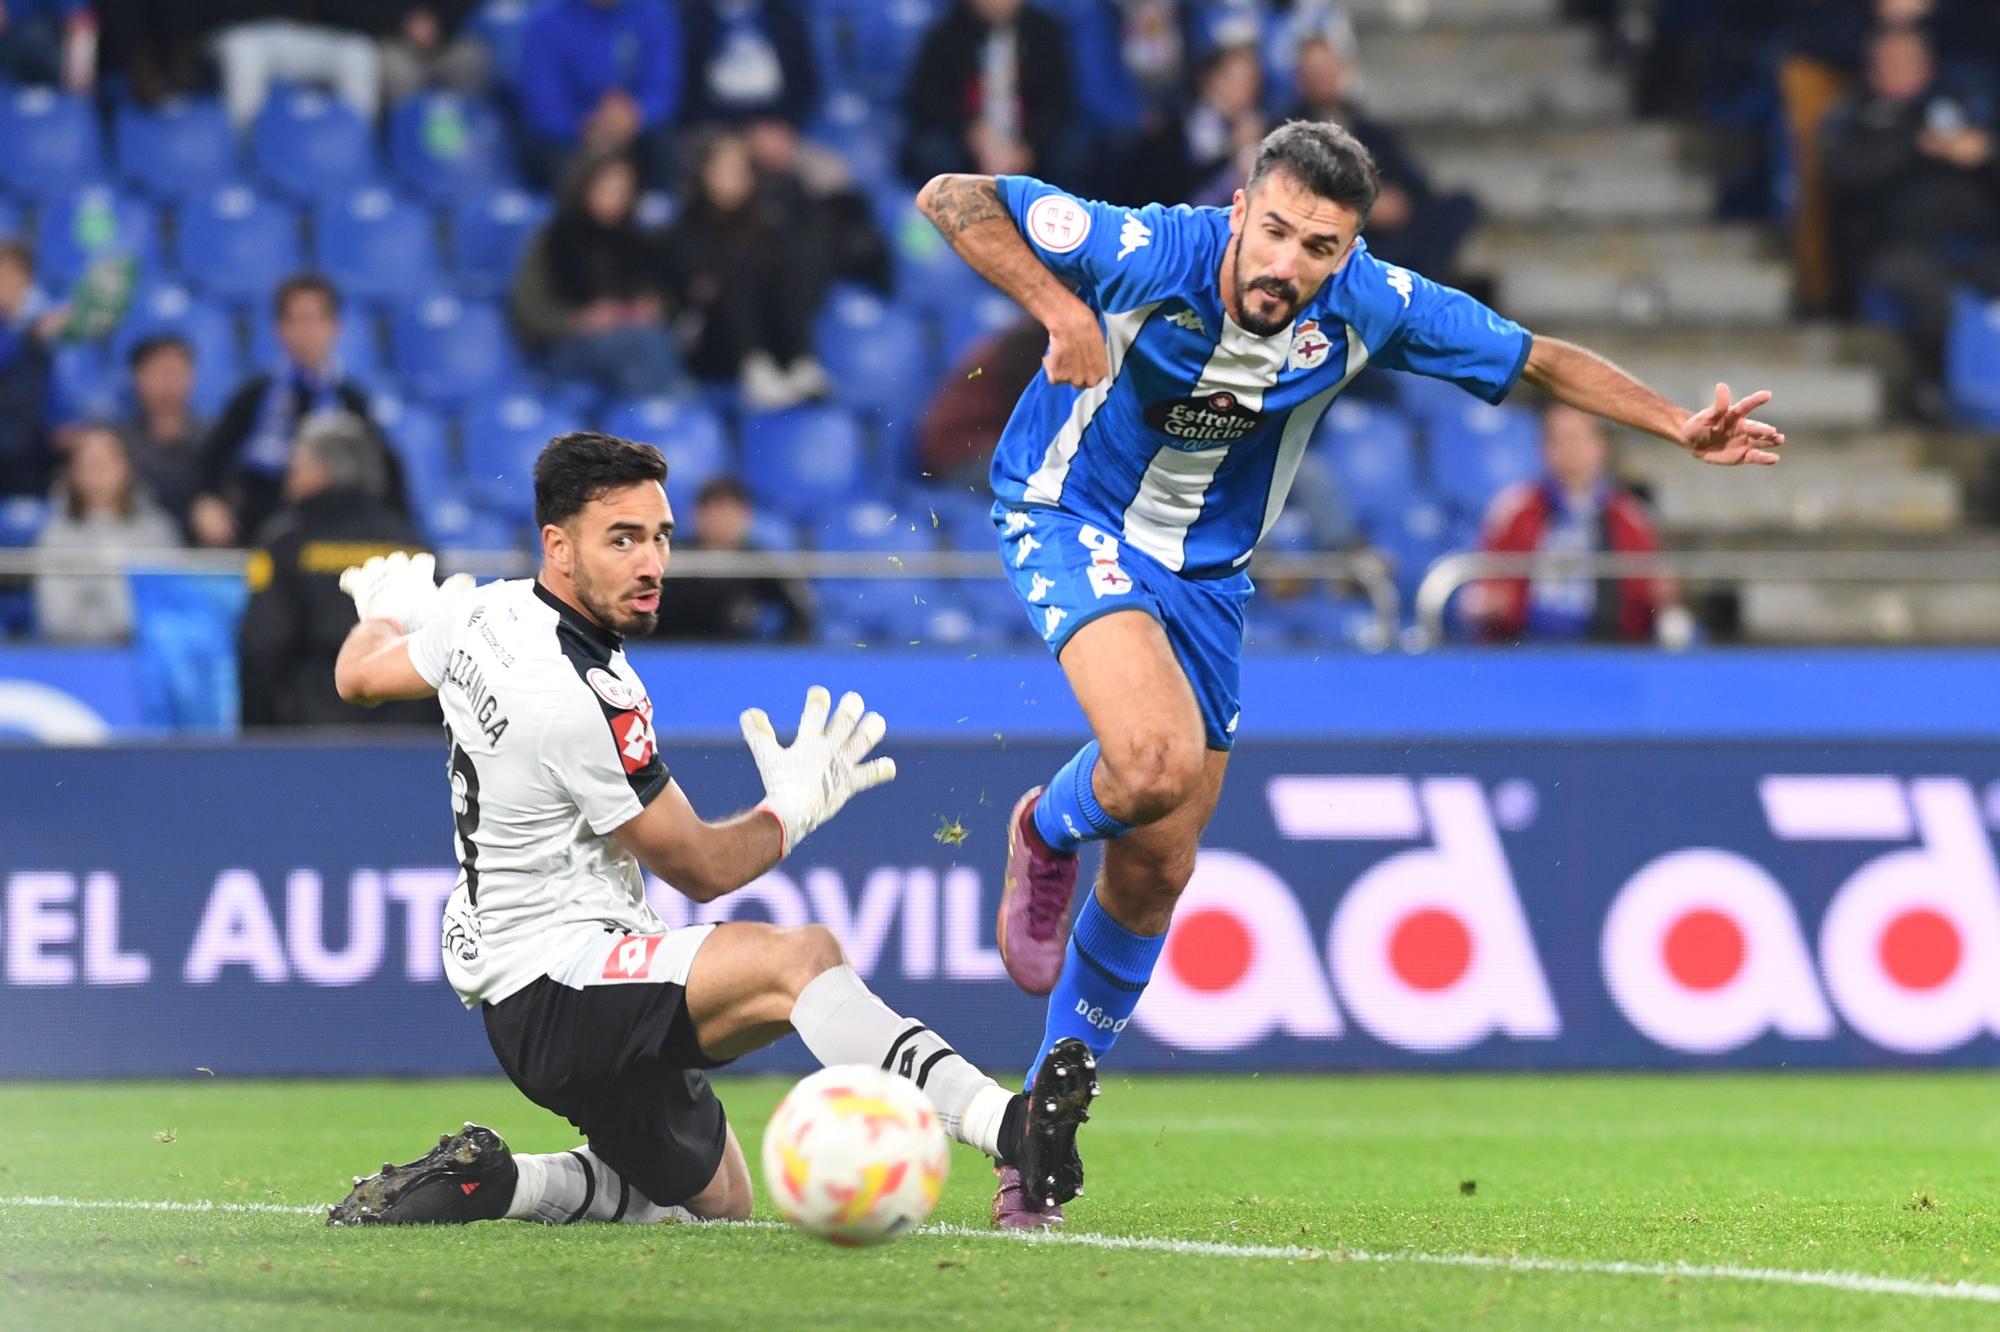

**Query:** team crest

left=1287, top=320, right=1333, bottom=371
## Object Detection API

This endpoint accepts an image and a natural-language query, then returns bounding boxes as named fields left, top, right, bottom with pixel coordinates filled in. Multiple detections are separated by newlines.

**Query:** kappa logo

left=1287, top=319, right=1333, bottom=371
left=1026, top=572, right=1057, bottom=603
left=1013, top=533, right=1044, bottom=568
left=1002, top=510, right=1036, bottom=536
left=1385, top=266, right=1414, bottom=307
left=1117, top=212, right=1151, bottom=261
left=1026, top=195, right=1090, bottom=254
left=1167, top=308, right=1207, bottom=335
left=1042, top=606, right=1069, bottom=637
left=603, top=933, right=662, bottom=981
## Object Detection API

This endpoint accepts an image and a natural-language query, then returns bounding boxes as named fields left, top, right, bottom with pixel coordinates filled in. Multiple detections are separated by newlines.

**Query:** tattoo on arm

left=926, top=175, right=1010, bottom=240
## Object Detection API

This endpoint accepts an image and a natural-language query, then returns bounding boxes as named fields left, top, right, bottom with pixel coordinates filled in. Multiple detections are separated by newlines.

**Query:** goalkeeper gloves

left=740, top=686, right=898, bottom=855
left=337, top=551, right=474, bottom=633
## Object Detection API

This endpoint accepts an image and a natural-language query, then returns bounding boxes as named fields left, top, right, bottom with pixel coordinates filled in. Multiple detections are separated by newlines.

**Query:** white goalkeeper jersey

left=407, top=577, right=672, bottom=1008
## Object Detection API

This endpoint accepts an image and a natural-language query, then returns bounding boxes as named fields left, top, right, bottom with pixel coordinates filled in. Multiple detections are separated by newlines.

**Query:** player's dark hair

left=1247, top=120, right=1380, bottom=219
left=533, top=431, right=669, bottom=529
left=273, top=271, right=340, bottom=321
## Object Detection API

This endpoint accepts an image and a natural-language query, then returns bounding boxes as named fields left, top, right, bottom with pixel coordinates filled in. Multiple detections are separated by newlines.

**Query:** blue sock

left=1025, top=890, right=1165, bottom=1087
left=1031, top=741, right=1131, bottom=853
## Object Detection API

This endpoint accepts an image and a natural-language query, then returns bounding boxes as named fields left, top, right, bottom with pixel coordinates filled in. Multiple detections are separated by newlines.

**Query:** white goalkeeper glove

left=740, top=686, right=898, bottom=855
left=337, top=551, right=474, bottom=633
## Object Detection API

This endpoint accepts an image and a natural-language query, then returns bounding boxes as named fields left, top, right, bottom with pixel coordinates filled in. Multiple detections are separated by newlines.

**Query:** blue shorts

left=994, top=502, right=1251, bottom=751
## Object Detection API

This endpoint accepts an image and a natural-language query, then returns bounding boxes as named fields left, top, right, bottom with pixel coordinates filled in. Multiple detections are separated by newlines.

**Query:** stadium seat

left=369, top=390, right=453, bottom=511
left=388, top=92, right=514, bottom=202
left=423, top=488, right=524, bottom=551
left=470, top=0, right=535, bottom=89
left=390, top=294, right=516, bottom=408
left=813, top=286, right=931, bottom=417
left=1946, top=288, right=2000, bottom=429
left=114, top=98, right=239, bottom=203
left=251, top=88, right=378, bottom=203
left=450, top=187, right=550, bottom=299
left=462, top=391, right=587, bottom=516
left=114, top=282, right=245, bottom=417
left=175, top=185, right=304, bottom=307
left=34, top=187, right=162, bottom=289
left=1429, top=401, right=1544, bottom=515
left=0, top=87, right=102, bottom=200
left=936, top=287, right=1026, bottom=372
left=810, top=498, right=934, bottom=554
left=809, top=0, right=938, bottom=105
left=1388, top=368, right=1481, bottom=430
left=600, top=396, right=732, bottom=503
left=0, top=495, right=48, bottom=546
left=1365, top=499, right=1473, bottom=608
left=312, top=187, right=441, bottom=304
left=1312, top=398, right=1419, bottom=525
left=0, top=196, right=20, bottom=242
left=918, top=485, right=999, bottom=551
left=740, top=404, right=866, bottom=515
left=47, top=342, right=120, bottom=425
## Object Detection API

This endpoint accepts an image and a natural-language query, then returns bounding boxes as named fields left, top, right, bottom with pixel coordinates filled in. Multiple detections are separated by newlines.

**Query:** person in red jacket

left=1474, top=402, right=1663, bottom=643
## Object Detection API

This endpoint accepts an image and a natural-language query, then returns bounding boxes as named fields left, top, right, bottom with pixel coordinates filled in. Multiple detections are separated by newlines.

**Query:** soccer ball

left=761, top=1065, right=949, bottom=1246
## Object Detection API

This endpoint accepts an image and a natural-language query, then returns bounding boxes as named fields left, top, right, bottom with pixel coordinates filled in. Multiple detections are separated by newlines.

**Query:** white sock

left=505, top=1147, right=694, bottom=1224
left=790, top=964, right=1013, bottom=1157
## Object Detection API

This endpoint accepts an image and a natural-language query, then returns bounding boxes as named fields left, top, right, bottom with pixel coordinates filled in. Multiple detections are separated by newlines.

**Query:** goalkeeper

left=323, top=431, right=1095, bottom=1227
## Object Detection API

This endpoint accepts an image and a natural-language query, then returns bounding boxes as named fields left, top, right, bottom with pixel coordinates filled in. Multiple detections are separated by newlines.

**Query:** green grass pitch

left=4, top=1072, right=1999, bottom=1330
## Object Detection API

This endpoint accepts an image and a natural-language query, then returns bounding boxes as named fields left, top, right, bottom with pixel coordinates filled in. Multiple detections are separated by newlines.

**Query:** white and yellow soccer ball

left=761, top=1065, right=949, bottom=1246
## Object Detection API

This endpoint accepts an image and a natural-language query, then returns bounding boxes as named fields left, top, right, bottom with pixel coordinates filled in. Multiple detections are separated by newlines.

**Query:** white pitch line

left=5, top=1195, right=1996, bottom=1306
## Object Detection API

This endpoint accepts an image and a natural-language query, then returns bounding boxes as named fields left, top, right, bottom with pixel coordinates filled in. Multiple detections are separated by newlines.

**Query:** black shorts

left=482, top=972, right=731, bottom=1208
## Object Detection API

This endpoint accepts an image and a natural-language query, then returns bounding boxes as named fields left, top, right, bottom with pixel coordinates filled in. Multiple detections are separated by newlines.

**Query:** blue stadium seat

left=312, top=187, right=441, bottom=303
left=391, top=294, right=516, bottom=408
left=809, top=0, right=938, bottom=104
left=810, top=498, right=934, bottom=553
left=600, top=396, right=732, bottom=503
left=423, top=488, right=524, bottom=551
left=888, top=199, right=1003, bottom=319
left=1429, top=401, right=1544, bottom=515
left=1388, top=368, right=1481, bottom=430
left=1312, top=398, right=1418, bottom=525
left=1946, top=288, right=2000, bottom=429
left=450, top=187, right=550, bottom=298
left=114, top=282, right=245, bottom=417
left=804, top=96, right=898, bottom=194
left=47, top=342, right=120, bottom=425
left=740, top=404, right=866, bottom=515
left=114, top=98, right=238, bottom=203
left=917, top=485, right=999, bottom=551
left=813, top=286, right=931, bottom=416
left=0, top=495, right=49, bottom=546
left=34, top=186, right=162, bottom=288
left=462, top=391, right=587, bottom=516
left=0, top=87, right=101, bottom=200
left=175, top=185, right=304, bottom=307
left=936, top=287, right=1026, bottom=372
left=369, top=389, right=453, bottom=511
left=470, top=0, right=535, bottom=88
left=1365, top=499, right=1473, bottom=607
left=0, top=196, right=20, bottom=242
left=807, top=499, right=936, bottom=639
left=389, top=92, right=514, bottom=201
left=252, top=88, right=378, bottom=203
left=248, top=295, right=382, bottom=379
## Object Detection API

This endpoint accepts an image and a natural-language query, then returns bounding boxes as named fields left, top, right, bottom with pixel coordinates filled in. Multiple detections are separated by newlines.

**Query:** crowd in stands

left=0, top=0, right=1679, bottom=700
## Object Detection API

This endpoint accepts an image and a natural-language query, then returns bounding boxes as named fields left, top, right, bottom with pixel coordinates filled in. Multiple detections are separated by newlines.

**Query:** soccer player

left=916, top=121, right=1786, bottom=1227
left=323, top=432, right=1096, bottom=1227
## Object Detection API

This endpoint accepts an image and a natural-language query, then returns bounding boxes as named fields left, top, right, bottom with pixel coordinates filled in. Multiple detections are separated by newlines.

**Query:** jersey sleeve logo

left=586, top=666, right=638, bottom=710
left=609, top=698, right=658, bottom=774
left=1026, top=194, right=1091, bottom=253
left=1117, top=212, right=1151, bottom=260
left=1385, top=267, right=1414, bottom=307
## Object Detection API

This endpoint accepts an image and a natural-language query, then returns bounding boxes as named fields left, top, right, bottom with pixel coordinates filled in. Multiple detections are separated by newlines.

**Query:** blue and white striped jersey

left=990, top=175, right=1534, bottom=576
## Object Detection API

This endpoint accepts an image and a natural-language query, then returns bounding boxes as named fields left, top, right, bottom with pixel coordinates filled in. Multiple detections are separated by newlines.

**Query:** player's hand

left=1681, top=383, right=1784, bottom=466
left=739, top=686, right=897, bottom=855
left=1043, top=305, right=1110, bottom=389
left=337, top=551, right=474, bottom=632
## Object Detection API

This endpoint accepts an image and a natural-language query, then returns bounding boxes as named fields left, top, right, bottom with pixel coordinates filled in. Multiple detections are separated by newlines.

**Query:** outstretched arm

left=1522, top=336, right=1785, bottom=466
left=334, top=620, right=436, bottom=706
left=916, top=173, right=1108, bottom=388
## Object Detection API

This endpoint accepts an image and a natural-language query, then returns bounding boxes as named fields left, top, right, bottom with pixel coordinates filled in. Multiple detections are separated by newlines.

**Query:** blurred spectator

left=652, top=474, right=813, bottom=641
left=210, top=3, right=384, bottom=127
left=96, top=0, right=211, bottom=105
left=517, top=0, right=681, bottom=188
left=916, top=316, right=1045, bottom=485
left=120, top=334, right=208, bottom=539
left=238, top=412, right=434, bottom=727
left=1822, top=23, right=2000, bottom=402
left=0, top=0, right=96, bottom=91
left=1126, top=40, right=1265, bottom=205
left=511, top=147, right=684, bottom=399
left=196, top=273, right=385, bottom=548
left=0, top=240, right=61, bottom=499
left=373, top=2, right=490, bottom=104
left=33, top=424, right=180, bottom=644
left=679, top=0, right=818, bottom=134
left=899, top=0, right=1080, bottom=188
left=1473, top=403, right=1662, bottom=644
left=1060, top=0, right=1189, bottom=140
left=667, top=132, right=828, bottom=409
left=1286, top=35, right=1479, bottom=284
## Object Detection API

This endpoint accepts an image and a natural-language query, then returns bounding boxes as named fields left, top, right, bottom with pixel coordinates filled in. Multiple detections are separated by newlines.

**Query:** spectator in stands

left=97, top=0, right=212, bottom=104
left=238, top=412, right=434, bottom=727
left=667, top=131, right=828, bottom=409
left=511, top=147, right=684, bottom=400
left=517, top=0, right=681, bottom=188
left=899, top=0, right=1080, bottom=189
left=1822, top=22, right=2000, bottom=406
left=1287, top=35, right=1481, bottom=286
left=679, top=0, right=818, bottom=135
left=33, top=424, right=180, bottom=644
left=0, top=240, right=59, bottom=500
left=210, top=2, right=385, bottom=127
left=652, top=474, right=813, bottom=641
left=196, top=273, right=384, bottom=548
left=373, top=2, right=491, bottom=104
left=0, top=0, right=96, bottom=90
left=1473, top=403, right=1663, bottom=644
left=1126, top=40, right=1265, bottom=205
left=119, top=334, right=207, bottom=539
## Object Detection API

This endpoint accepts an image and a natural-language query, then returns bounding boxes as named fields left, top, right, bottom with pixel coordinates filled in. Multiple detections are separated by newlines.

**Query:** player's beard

left=1232, top=242, right=1299, bottom=337
left=576, top=564, right=661, bottom=637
